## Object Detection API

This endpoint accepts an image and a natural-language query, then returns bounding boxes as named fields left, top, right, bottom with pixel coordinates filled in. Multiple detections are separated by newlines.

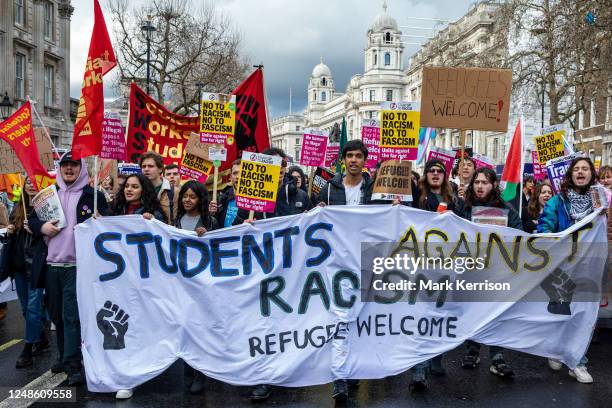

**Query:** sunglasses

left=427, top=168, right=445, bottom=174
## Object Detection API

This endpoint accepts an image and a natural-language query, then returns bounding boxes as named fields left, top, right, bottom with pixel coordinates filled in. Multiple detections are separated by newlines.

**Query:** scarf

left=566, top=189, right=593, bottom=221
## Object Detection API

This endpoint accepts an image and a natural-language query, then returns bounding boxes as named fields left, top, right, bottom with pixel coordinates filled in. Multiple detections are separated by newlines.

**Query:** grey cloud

left=71, top=0, right=473, bottom=117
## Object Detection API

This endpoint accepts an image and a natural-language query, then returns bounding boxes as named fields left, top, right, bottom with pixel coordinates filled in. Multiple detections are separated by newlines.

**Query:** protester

left=454, top=156, right=476, bottom=199
left=175, top=180, right=219, bottom=235
left=411, top=170, right=420, bottom=186
left=408, top=159, right=464, bottom=390
left=317, top=139, right=373, bottom=401
left=211, top=159, right=241, bottom=227
left=318, top=140, right=373, bottom=207
left=288, top=165, right=307, bottom=192
left=461, top=167, right=521, bottom=377
left=109, top=174, right=166, bottom=222
left=164, top=163, right=182, bottom=187
left=107, top=173, right=164, bottom=399
left=522, top=175, right=535, bottom=204
left=537, top=157, right=603, bottom=384
left=598, top=165, right=612, bottom=190
left=173, top=180, right=219, bottom=395
left=139, top=151, right=179, bottom=223
left=522, top=182, right=553, bottom=233
left=242, top=147, right=309, bottom=402
left=1, top=177, right=49, bottom=368
left=29, top=151, right=108, bottom=386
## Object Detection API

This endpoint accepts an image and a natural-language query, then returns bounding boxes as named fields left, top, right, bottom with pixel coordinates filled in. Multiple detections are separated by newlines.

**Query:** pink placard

left=200, top=133, right=228, bottom=144
left=300, top=131, right=328, bottom=166
left=361, top=121, right=380, bottom=170
left=101, top=113, right=126, bottom=160
left=235, top=195, right=276, bottom=213
left=179, top=166, right=210, bottom=183
left=427, top=146, right=455, bottom=175
left=472, top=152, right=496, bottom=170
left=324, top=143, right=339, bottom=169
left=532, top=150, right=546, bottom=181
left=380, top=147, right=418, bottom=161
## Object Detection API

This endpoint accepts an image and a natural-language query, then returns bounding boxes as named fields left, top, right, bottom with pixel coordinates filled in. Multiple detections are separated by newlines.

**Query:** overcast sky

left=71, top=0, right=474, bottom=118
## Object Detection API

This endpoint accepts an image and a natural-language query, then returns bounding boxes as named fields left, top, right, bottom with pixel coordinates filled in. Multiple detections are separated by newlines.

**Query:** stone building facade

left=0, top=0, right=74, bottom=149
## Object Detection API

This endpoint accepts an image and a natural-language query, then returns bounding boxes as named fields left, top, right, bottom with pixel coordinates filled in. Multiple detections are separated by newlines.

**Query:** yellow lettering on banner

left=535, top=131, right=565, bottom=163
left=236, top=160, right=281, bottom=202
left=380, top=110, right=420, bottom=148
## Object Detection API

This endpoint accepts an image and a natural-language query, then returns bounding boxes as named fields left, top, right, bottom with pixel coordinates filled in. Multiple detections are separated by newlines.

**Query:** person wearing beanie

left=407, top=159, right=464, bottom=392
left=29, top=151, right=108, bottom=386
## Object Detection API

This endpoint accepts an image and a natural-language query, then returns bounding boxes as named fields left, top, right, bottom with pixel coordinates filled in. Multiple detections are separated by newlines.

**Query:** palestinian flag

left=500, top=118, right=523, bottom=203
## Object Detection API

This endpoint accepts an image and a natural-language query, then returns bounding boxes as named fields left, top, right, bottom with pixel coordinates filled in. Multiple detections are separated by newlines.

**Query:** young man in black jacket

left=317, top=139, right=372, bottom=401
left=318, top=140, right=373, bottom=207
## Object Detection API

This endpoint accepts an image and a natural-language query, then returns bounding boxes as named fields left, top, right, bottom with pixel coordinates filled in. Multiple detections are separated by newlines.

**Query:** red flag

left=0, top=102, right=54, bottom=191
left=227, top=68, right=270, bottom=169
left=125, top=69, right=270, bottom=189
left=72, top=0, right=117, bottom=159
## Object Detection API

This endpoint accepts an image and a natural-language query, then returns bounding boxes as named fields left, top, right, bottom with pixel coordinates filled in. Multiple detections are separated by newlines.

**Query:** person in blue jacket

left=537, top=157, right=601, bottom=384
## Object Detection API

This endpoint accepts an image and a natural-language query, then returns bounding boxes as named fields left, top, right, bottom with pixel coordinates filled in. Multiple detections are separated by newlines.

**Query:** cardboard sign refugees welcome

left=420, top=66, right=512, bottom=132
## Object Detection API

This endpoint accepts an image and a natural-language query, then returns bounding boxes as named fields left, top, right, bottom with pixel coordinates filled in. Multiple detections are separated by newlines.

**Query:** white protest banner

left=0, top=278, right=17, bottom=303
left=32, top=185, right=66, bottom=228
left=76, top=207, right=606, bottom=392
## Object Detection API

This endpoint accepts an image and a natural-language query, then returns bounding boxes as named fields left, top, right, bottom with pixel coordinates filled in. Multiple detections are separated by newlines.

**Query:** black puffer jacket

left=318, top=172, right=374, bottom=205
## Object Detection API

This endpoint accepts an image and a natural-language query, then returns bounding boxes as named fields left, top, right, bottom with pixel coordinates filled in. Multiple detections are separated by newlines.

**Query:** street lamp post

left=0, top=92, right=14, bottom=120
left=141, top=18, right=156, bottom=95
left=541, top=82, right=545, bottom=128
left=195, top=82, right=204, bottom=116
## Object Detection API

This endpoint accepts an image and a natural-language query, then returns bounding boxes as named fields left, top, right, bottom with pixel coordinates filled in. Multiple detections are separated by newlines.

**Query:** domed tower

left=365, top=1, right=404, bottom=73
left=308, top=57, right=335, bottom=106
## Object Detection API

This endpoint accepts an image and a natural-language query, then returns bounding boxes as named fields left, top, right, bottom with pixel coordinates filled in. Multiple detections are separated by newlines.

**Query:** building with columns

left=270, top=1, right=553, bottom=170
left=0, top=0, right=74, bottom=148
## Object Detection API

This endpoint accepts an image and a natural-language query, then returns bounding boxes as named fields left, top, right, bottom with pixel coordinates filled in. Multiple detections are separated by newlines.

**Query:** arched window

left=313, top=91, right=316, bottom=101
left=385, top=32, right=392, bottom=43
left=384, top=53, right=391, bottom=66
left=321, top=91, right=327, bottom=102
left=321, top=77, right=327, bottom=86
left=373, top=52, right=377, bottom=66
